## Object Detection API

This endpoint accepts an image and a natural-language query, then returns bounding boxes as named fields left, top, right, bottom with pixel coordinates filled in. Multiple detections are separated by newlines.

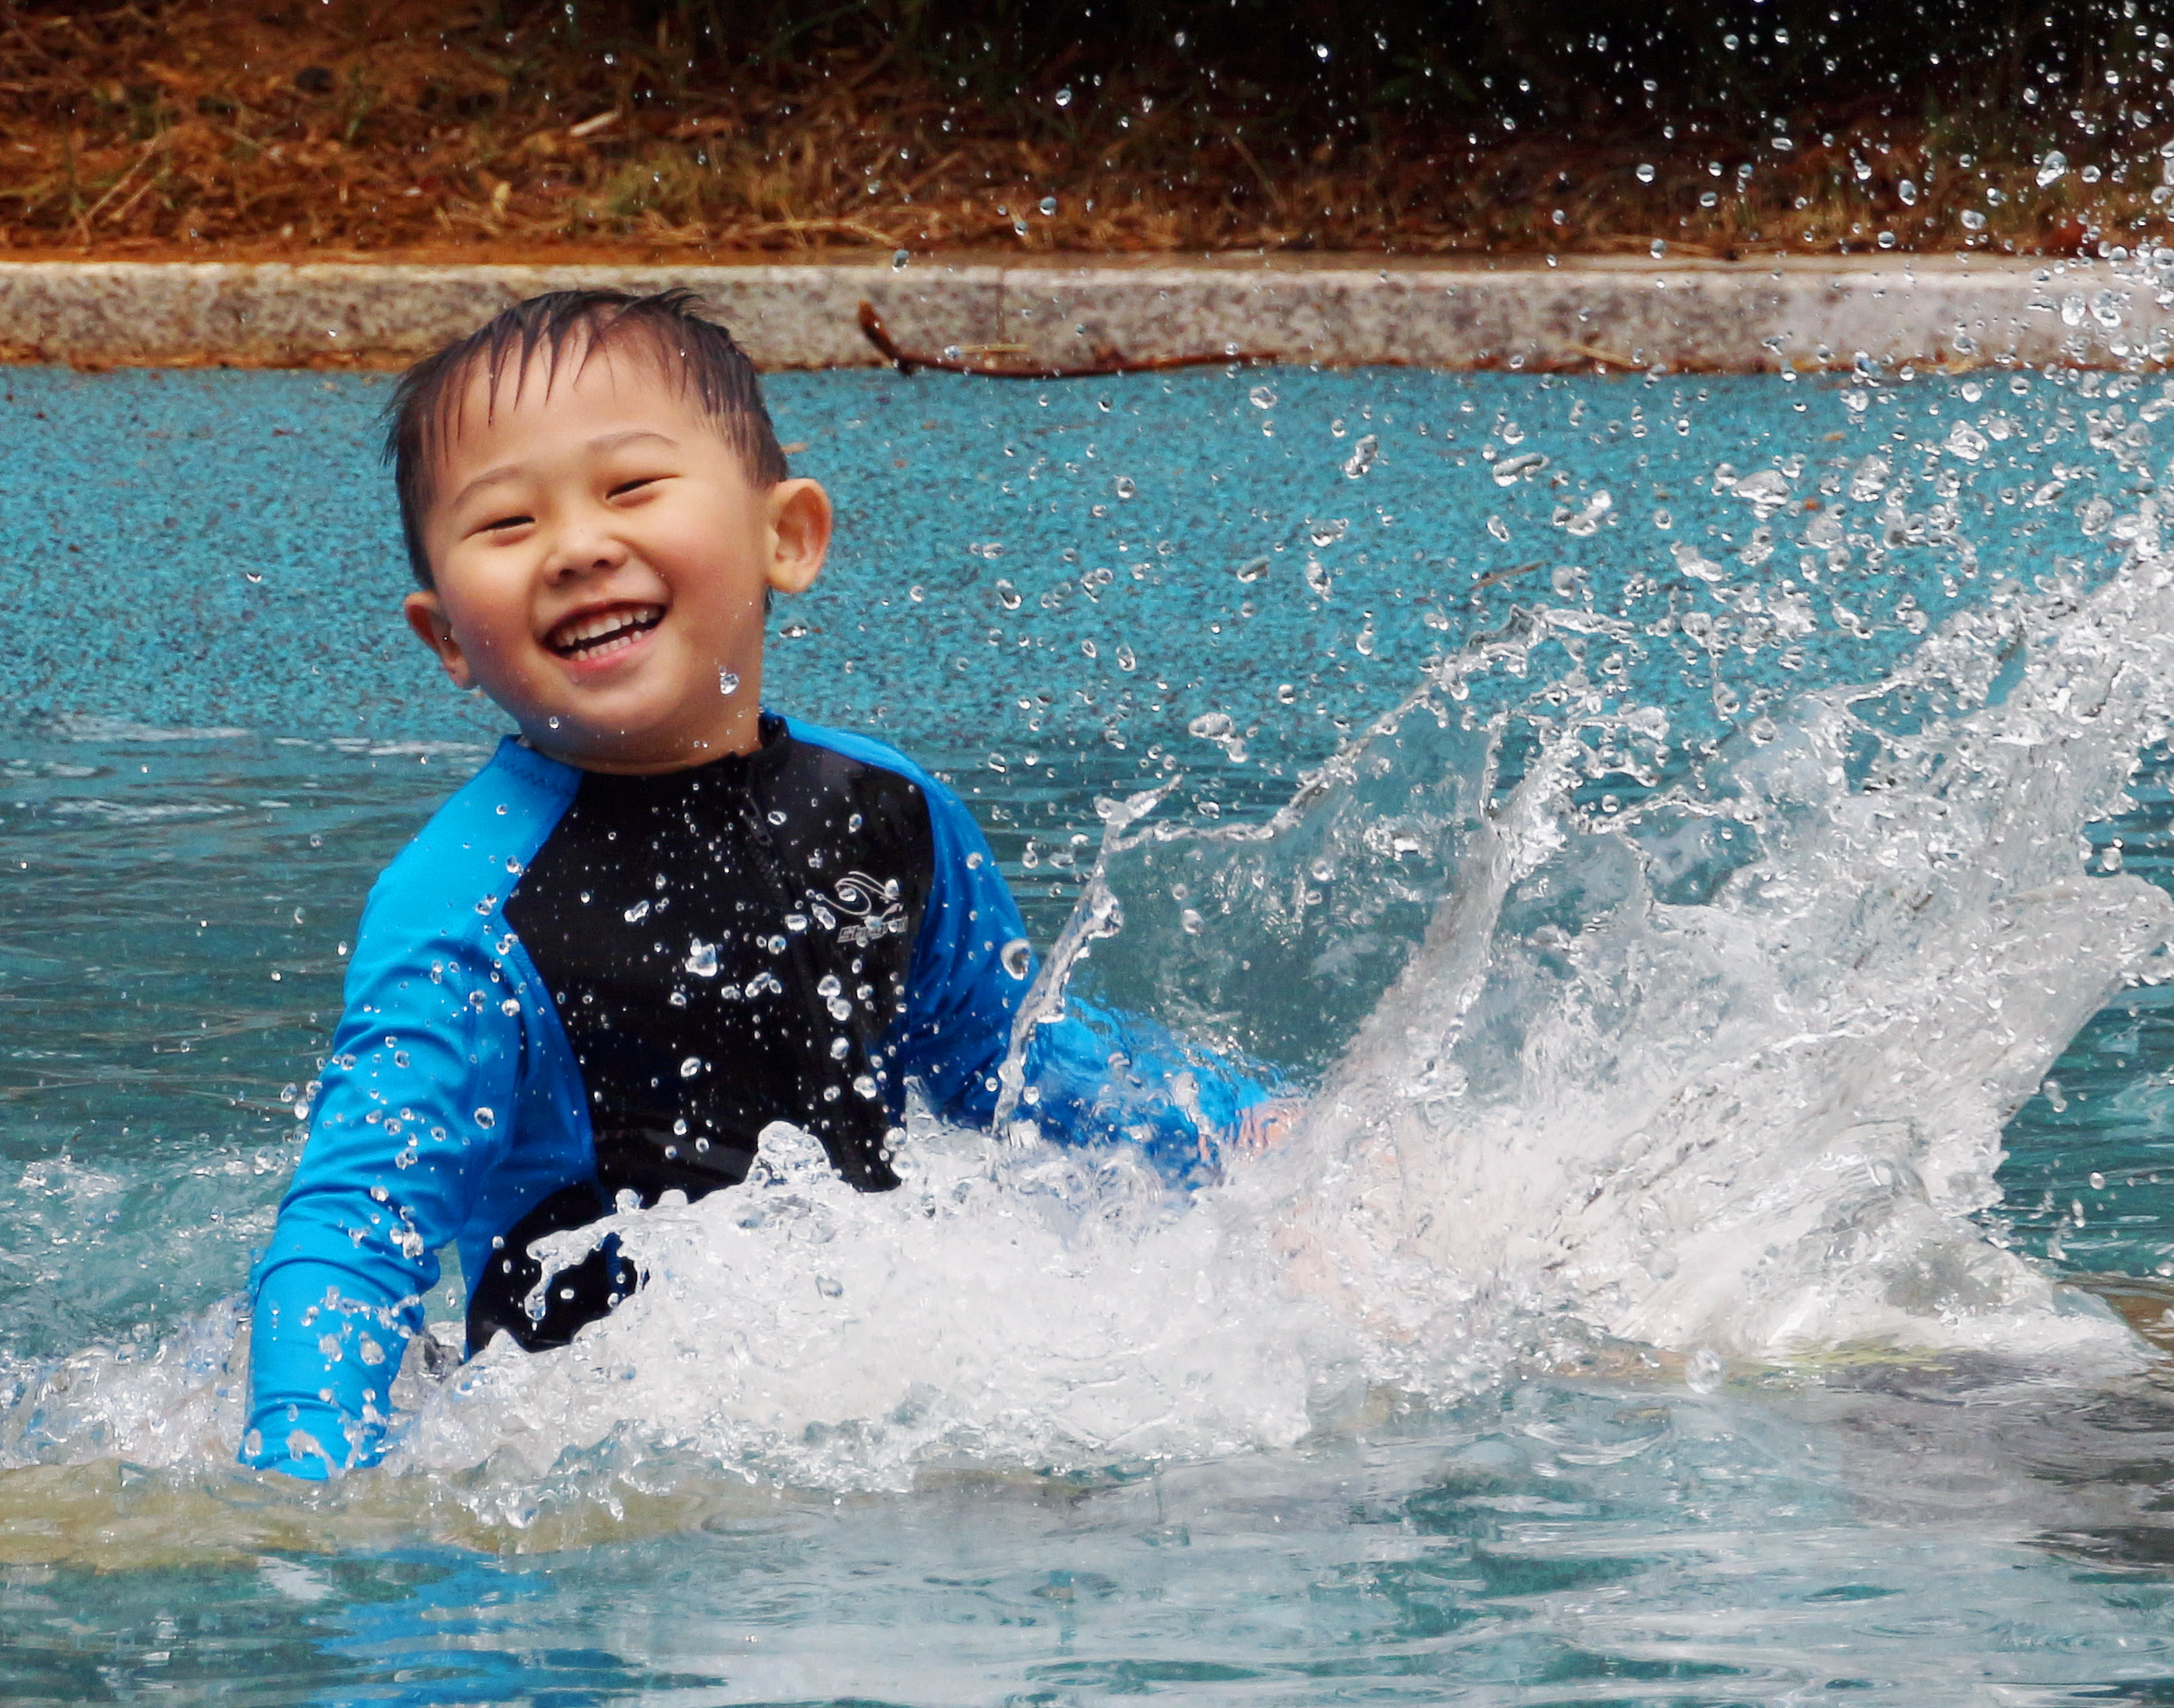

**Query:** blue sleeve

left=242, top=890, right=520, bottom=1480
left=880, top=757, right=1274, bottom=1184
left=1008, top=997, right=1277, bottom=1186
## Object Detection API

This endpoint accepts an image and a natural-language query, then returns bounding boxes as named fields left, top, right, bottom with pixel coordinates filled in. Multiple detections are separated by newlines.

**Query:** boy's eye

left=479, top=513, right=533, bottom=534
left=609, top=476, right=663, bottom=499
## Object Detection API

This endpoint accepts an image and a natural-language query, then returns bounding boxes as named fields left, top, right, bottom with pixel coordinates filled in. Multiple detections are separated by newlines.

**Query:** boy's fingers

left=1235, top=1099, right=1301, bottom=1154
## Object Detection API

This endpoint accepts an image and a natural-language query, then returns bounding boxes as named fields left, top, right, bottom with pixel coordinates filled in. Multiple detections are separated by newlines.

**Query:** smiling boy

left=242, top=290, right=1272, bottom=1479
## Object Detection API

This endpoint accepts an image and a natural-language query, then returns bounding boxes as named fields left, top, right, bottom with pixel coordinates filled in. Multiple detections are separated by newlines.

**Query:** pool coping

left=0, top=252, right=2164, bottom=373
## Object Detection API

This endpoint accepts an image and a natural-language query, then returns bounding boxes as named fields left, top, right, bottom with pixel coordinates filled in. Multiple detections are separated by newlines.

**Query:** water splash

left=1246, top=559, right=2174, bottom=1376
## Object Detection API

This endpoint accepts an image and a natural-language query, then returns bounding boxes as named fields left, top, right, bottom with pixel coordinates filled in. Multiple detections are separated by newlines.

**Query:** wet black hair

left=384, top=287, right=790, bottom=587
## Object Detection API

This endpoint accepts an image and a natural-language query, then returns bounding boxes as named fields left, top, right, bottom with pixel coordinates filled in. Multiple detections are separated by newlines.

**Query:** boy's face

left=402, top=342, right=829, bottom=773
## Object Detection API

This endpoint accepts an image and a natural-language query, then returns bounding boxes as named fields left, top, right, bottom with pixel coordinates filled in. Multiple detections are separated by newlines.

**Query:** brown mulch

left=0, top=0, right=2154, bottom=264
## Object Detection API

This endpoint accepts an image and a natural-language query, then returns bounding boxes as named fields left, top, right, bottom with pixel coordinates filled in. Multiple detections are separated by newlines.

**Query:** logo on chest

left=814, top=870, right=908, bottom=948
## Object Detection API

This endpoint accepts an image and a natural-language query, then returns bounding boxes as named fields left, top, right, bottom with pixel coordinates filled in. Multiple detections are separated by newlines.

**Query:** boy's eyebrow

left=443, top=429, right=684, bottom=512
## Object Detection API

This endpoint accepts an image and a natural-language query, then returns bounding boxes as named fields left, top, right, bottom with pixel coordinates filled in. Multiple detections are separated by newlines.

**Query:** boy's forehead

left=432, top=337, right=716, bottom=469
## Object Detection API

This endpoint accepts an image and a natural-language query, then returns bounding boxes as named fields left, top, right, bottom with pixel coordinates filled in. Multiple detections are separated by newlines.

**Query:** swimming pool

left=8, top=351, right=2174, bottom=1702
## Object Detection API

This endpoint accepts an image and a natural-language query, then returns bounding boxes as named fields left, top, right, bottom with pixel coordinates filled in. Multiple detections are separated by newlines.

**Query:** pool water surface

left=7, top=354, right=2174, bottom=1703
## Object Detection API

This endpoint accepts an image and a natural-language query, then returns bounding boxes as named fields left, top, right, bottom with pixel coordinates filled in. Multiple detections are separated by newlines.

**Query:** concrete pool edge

left=0, top=252, right=2164, bottom=373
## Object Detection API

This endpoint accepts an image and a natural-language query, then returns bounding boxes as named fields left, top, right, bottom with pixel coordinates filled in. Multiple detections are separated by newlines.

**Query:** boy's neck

left=525, top=700, right=771, bottom=776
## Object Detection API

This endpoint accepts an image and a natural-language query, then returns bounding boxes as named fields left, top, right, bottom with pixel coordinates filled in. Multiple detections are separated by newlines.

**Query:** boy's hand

left=1233, top=1098, right=1304, bottom=1156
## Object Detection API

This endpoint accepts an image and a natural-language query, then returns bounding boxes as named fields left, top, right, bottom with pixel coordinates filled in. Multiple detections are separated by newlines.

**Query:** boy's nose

left=545, top=526, right=630, bottom=581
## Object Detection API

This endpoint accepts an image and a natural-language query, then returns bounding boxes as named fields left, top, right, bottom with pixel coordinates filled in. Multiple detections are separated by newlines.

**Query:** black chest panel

left=505, top=716, right=933, bottom=1203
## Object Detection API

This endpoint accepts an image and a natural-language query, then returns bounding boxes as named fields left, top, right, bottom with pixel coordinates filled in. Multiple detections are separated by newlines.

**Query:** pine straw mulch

left=0, top=0, right=2158, bottom=266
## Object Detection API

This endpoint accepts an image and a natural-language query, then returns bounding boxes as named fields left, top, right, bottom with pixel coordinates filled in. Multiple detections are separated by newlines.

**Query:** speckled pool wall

left=0, top=359, right=2120, bottom=755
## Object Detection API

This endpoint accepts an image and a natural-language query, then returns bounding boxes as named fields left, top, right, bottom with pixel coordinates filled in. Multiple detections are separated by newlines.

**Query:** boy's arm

left=889, top=776, right=1274, bottom=1182
left=243, top=907, right=516, bottom=1479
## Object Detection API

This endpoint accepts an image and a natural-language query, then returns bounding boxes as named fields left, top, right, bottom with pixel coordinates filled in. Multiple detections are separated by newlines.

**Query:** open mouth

left=546, top=603, right=664, bottom=661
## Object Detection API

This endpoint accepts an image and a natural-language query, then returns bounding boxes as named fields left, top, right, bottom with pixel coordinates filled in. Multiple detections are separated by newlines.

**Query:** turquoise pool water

left=8, top=356, right=2174, bottom=1702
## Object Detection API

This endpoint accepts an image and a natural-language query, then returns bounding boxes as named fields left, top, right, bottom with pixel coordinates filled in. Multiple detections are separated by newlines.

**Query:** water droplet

left=995, top=578, right=1022, bottom=611
left=2037, top=149, right=2068, bottom=188
left=680, top=1056, right=703, bottom=1078
left=1729, top=467, right=1793, bottom=519
left=623, top=899, right=651, bottom=923
left=1235, top=556, right=1269, bottom=582
left=1559, top=490, right=1613, bottom=537
left=718, top=669, right=740, bottom=696
left=1189, top=711, right=1235, bottom=740
left=1180, top=908, right=1203, bottom=933
left=853, top=1074, right=880, bottom=1099
left=1486, top=515, right=1511, bottom=543
left=1113, top=476, right=1136, bottom=498
left=1672, top=540, right=1726, bottom=582
left=1054, top=85, right=1072, bottom=106
left=830, top=1035, right=851, bottom=1060
left=1685, top=1347, right=1724, bottom=1393
left=474, top=1106, right=495, bottom=1130
left=684, top=939, right=718, bottom=977
left=1898, top=179, right=1918, bottom=206
left=1276, top=682, right=1297, bottom=703
left=1635, top=162, right=1656, bottom=183
left=2090, top=1172, right=2108, bottom=1190
left=1342, top=434, right=1380, bottom=479
left=1000, top=938, right=1033, bottom=980
left=1248, top=384, right=1276, bottom=409
left=1943, top=421, right=1988, bottom=463
left=1115, top=644, right=1137, bottom=671
left=891, top=248, right=911, bottom=269
left=1492, top=451, right=1550, bottom=486
left=1649, top=238, right=1666, bottom=259
left=1038, top=196, right=1057, bottom=216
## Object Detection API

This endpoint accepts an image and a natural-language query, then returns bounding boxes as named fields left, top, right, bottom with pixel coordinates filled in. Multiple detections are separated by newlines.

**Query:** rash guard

left=243, top=714, right=1267, bottom=1478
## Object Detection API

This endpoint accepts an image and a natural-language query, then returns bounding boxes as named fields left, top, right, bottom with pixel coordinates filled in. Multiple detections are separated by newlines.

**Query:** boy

left=243, top=290, right=1271, bottom=1479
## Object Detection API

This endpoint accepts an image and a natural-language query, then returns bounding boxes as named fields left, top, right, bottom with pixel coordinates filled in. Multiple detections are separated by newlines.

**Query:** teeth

left=550, top=605, right=663, bottom=655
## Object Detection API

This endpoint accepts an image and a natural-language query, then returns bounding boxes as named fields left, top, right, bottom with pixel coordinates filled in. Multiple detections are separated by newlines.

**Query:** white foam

left=386, top=1124, right=1357, bottom=1489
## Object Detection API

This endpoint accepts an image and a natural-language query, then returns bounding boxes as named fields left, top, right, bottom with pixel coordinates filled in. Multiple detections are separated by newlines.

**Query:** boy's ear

left=402, top=589, right=478, bottom=690
left=766, top=477, right=832, bottom=597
